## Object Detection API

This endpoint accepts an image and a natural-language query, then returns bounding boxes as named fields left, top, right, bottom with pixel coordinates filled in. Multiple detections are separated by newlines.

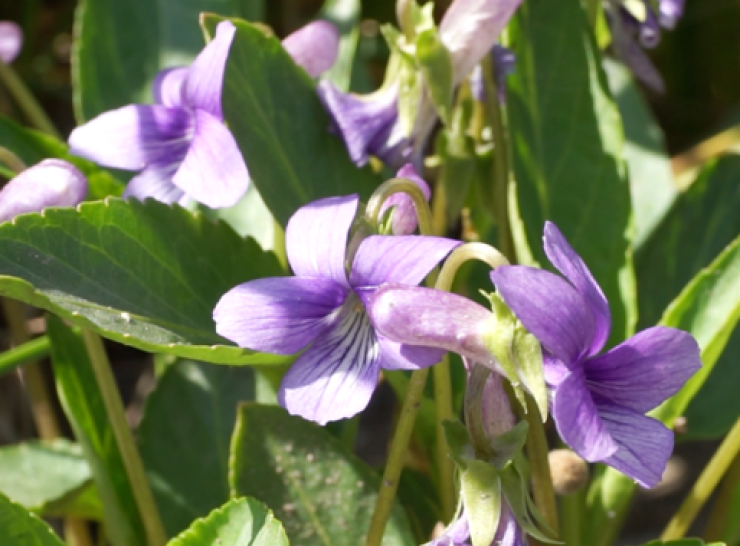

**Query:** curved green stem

left=0, top=62, right=61, bottom=138
left=365, top=177, right=433, bottom=236
left=0, top=334, right=51, bottom=375
left=704, top=448, right=740, bottom=542
left=0, top=146, right=26, bottom=174
left=81, top=330, right=166, bottom=546
left=662, top=413, right=740, bottom=541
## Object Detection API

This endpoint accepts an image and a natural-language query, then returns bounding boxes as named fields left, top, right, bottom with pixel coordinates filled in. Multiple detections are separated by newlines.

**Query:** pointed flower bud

left=0, top=21, right=22, bottom=64
left=282, top=20, right=340, bottom=78
left=0, top=159, right=87, bottom=222
left=377, top=164, right=431, bottom=235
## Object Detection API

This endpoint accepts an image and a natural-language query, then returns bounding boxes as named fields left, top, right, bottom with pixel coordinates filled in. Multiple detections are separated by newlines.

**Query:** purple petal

left=543, top=221, right=611, bottom=356
left=611, top=21, right=665, bottom=93
left=366, top=285, right=496, bottom=367
left=153, top=67, right=188, bottom=108
left=285, top=194, right=357, bottom=286
left=491, top=266, right=596, bottom=367
left=68, top=104, right=193, bottom=171
left=599, top=405, right=674, bottom=488
left=377, top=335, right=445, bottom=370
left=543, top=353, right=569, bottom=388
left=184, top=21, right=235, bottom=119
left=350, top=235, right=460, bottom=287
left=659, top=0, right=685, bottom=29
left=494, top=502, right=526, bottom=546
left=278, top=308, right=381, bottom=424
left=439, top=0, right=524, bottom=83
left=0, top=159, right=87, bottom=222
left=552, top=369, right=618, bottom=461
left=123, top=163, right=186, bottom=204
left=317, top=81, right=400, bottom=167
left=424, top=511, right=470, bottom=545
left=0, top=21, right=22, bottom=64
left=213, top=277, right=348, bottom=354
left=638, top=9, right=661, bottom=48
left=172, top=109, right=249, bottom=208
left=282, top=20, right=340, bottom=78
left=585, top=326, right=700, bottom=413
left=377, top=164, right=432, bottom=235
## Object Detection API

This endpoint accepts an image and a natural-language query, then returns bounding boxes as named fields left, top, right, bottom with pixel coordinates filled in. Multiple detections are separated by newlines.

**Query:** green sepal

left=415, top=27, right=454, bottom=125
left=484, top=293, right=549, bottom=421
left=489, top=421, right=529, bottom=469
left=442, top=420, right=475, bottom=468
left=461, top=460, right=502, bottom=546
left=499, top=461, right=558, bottom=543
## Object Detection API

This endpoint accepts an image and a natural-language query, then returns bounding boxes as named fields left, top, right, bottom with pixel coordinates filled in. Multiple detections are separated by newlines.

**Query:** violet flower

left=213, top=194, right=459, bottom=424
left=0, top=159, right=87, bottom=222
left=427, top=504, right=526, bottom=546
left=490, top=222, right=701, bottom=487
left=378, top=163, right=431, bottom=235
left=470, top=44, right=517, bottom=103
left=606, top=0, right=686, bottom=92
left=319, top=0, right=523, bottom=170
left=69, top=21, right=339, bottom=208
left=0, top=21, right=22, bottom=64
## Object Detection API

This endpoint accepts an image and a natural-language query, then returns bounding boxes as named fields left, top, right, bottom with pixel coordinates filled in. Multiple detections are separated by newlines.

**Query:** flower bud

left=548, top=448, right=590, bottom=495
left=0, top=21, right=22, bottom=64
left=0, top=159, right=88, bottom=222
left=378, top=164, right=431, bottom=235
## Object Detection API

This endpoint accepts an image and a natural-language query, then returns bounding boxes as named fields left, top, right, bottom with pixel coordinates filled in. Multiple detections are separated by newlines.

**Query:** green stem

left=0, top=334, right=51, bottom=375
left=524, top=394, right=559, bottom=536
left=0, top=146, right=26, bottom=174
left=464, top=364, right=494, bottom=458
left=585, top=0, right=602, bottom=28
left=560, top=489, right=584, bottom=546
left=481, top=59, right=515, bottom=263
left=365, top=177, right=433, bottom=236
left=272, top=219, right=287, bottom=271
left=433, top=353, right=456, bottom=521
left=704, top=448, right=740, bottom=542
left=0, top=62, right=61, bottom=138
left=661, top=412, right=740, bottom=540
left=365, top=367, right=431, bottom=546
left=80, top=330, right=166, bottom=546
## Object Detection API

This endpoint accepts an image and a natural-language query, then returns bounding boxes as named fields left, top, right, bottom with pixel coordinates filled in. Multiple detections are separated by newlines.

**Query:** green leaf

left=229, top=404, right=414, bottom=546
left=0, top=439, right=101, bottom=519
left=166, top=497, right=288, bottom=546
left=216, top=17, right=381, bottom=226
left=604, top=60, right=677, bottom=250
left=635, top=154, right=740, bottom=440
left=72, top=0, right=265, bottom=122
left=139, top=360, right=259, bottom=538
left=416, top=28, right=454, bottom=125
left=319, top=0, right=362, bottom=92
left=0, top=198, right=290, bottom=364
left=0, top=492, right=66, bottom=546
left=506, top=0, right=636, bottom=344
left=460, top=460, right=501, bottom=546
left=47, top=316, right=146, bottom=546
left=0, top=113, right=124, bottom=200
left=489, top=421, right=529, bottom=469
left=441, top=419, right=474, bottom=467
left=639, top=540, right=725, bottom=546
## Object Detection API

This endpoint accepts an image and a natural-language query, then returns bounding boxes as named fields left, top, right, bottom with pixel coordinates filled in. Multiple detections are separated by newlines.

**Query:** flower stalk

left=661, top=411, right=740, bottom=540
left=0, top=62, right=60, bottom=138
left=80, top=329, right=167, bottom=546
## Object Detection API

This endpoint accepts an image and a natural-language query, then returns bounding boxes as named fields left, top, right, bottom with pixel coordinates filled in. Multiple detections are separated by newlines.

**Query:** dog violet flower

left=490, top=222, right=701, bottom=487
left=213, top=194, right=459, bottom=424
left=0, top=21, right=22, bottom=64
left=68, top=21, right=245, bottom=208
left=282, top=20, right=340, bottom=78
left=0, top=159, right=87, bottom=222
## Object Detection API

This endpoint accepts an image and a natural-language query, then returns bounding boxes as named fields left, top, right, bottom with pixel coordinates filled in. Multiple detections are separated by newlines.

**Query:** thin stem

left=433, top=353, right=456, bottom=521
left=272, top=219, right=288, bottom=271
left=662, top=413, right=740, bottom=541
left=0, top=62, right=61, bottom=138
left=0, top=146, right=27, bottom=174
left=435, top=242, right=510, bottom=292
left=524, top=394, right=559, bottom=536
left=80, top=330, right=167, bottom=546
left=0, top=334, right=51, bottom=375
left=481, top=59, right=515, bottom=263
left=365, top=367, right=431, bottom=546
left=560, top=489, right=584, bottom=546
left=464, top=363, right=493, bottom=458
left=3, top=299, right=60, bottom=439
left=704, top=448, right=740, bottom=542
